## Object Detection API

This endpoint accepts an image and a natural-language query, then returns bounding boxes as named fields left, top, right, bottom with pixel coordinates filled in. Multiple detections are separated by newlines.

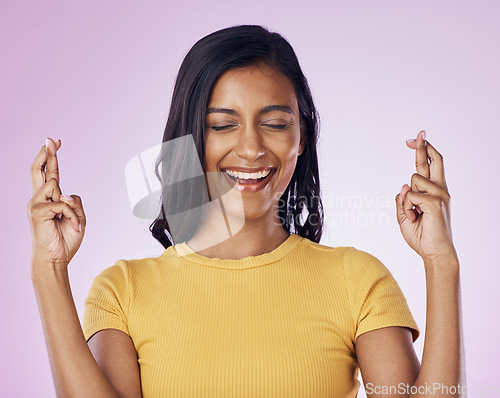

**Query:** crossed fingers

left=407, top=130, right=448, bottom=194
left=31, top=138, right=61, bottom=196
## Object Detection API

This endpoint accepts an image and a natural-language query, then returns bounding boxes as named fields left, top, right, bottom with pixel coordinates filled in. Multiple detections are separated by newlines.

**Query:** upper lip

left=221, top=166, right=275, bottom=173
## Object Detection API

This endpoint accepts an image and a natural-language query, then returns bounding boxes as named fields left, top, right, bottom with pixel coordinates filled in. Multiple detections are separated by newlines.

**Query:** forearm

left=410, top=255, right=466, bottom=398
left=32, top=265, right=118, bottom=398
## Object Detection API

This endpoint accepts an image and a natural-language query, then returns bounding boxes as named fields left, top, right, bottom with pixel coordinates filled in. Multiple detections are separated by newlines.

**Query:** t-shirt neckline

left=171, top=233, right=303, bottom=269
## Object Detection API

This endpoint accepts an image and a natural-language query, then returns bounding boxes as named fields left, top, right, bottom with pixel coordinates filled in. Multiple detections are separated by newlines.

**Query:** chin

left=219, top=192, right=274, bottom=222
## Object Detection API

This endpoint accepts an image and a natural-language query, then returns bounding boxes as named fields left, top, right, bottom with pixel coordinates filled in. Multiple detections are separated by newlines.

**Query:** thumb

left=60, top=194, right=85, bottom=229
left=395, top=185, right=411, bottom=225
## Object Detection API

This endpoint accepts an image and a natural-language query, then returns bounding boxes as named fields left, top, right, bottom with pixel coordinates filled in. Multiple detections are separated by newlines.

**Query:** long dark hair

left=149, top=24, right=323, bottom=249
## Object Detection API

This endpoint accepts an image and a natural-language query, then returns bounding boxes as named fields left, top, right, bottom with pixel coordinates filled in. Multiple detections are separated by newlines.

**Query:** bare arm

left=411, top=256, right=465, bottom=395
left=357, top=131, right=465, bottom=397
left=32, top=268, right=120, bottom=397
left=28, top=138, right=141, bottom=397
left=356, top=327, right=420, bottom=396
left=87, top=330, right=142, bottom=397
left=357, top=255, right=465, bottom=397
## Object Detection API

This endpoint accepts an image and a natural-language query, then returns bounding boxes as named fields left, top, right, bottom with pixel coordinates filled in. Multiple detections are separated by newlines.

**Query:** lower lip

left=222, top=169, right=275, bottom=193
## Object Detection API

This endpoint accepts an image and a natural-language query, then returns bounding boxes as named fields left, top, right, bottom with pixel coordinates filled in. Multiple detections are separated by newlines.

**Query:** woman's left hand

left=395, top=130, right=458, bottom=264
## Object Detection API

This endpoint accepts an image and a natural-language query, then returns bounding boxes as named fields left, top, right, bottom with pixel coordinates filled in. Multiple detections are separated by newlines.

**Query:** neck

left=184, top=201, right=290, bottom=260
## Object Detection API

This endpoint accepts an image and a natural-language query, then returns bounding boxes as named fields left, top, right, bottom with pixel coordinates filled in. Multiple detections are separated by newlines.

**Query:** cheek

left=281, top=135, right=301, bottom=168
left=273, top=132, right=301, bottom=175
left=281, top=153, right=298, bottom=176
left=277, top=147, right=300, bottom=186
left=204, top=136, right=229, bottom=170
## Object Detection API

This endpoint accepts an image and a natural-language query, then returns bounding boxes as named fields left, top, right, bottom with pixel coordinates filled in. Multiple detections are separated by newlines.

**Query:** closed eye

left=210, top=125, right=237, bottom=131
left=209, top=124, right=290, bottom=132
left=263, top=124, right=289, bottom=130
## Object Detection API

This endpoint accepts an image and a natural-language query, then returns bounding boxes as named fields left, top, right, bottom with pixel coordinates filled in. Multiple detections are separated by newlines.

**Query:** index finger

left=424, top=140, right=448, bottom=193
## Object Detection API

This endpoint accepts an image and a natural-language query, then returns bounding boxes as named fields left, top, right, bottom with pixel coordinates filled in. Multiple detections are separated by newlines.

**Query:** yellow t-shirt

left=83, top=233, right=419, bottom=397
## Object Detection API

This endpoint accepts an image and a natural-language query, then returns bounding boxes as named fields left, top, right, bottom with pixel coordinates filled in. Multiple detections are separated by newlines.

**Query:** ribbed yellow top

left=83, top=233, right=419, bottom=397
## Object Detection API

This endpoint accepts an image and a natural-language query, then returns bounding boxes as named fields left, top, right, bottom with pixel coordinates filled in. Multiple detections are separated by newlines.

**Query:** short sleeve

left=82, top=259, right=130, bottom=342
left=343, top=247, right=419, bottom=342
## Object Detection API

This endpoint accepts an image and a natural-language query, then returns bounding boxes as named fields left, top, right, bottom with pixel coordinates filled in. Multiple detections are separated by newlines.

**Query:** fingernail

left=420, top=130, right=426, bottom=141
left=45, top=137, right=50, bottom=152
left=57, top=213, right=62, bottom=219
left=406, top=139, right=416, bottom=144
left=78, top=222, right=82, bottom=232
left=61, top=194, right=74, bottom=201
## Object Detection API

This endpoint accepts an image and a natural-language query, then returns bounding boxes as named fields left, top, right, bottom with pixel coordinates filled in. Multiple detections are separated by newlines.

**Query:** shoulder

left=339, top=247, right=406, bottom=309
left=299, top=238, right=387, bottom=274
left=298, top=237, right=351, bottom=258
left=91, top=258, right=129, bottom=287
left=296, top=239, right=393, bottom=286
left=91, top=246, right=178, bottom=286
left=341, top=246, right=391, bottom=276
left=339, top=247, right=398, bottom=296
left=298, top=241, right=395, bottom=293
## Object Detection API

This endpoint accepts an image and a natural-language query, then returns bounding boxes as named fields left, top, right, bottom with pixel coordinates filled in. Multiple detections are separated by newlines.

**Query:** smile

left=225, top=169, right=271, bottom=180
left=221, top=168, right=276, bottom=192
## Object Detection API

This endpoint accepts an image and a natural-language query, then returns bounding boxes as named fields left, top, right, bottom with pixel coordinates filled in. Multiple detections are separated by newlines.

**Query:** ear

left=298, top=123, right=306, bottom=156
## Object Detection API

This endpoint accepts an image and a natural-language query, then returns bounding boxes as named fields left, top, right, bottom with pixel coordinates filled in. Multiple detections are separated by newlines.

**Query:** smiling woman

left=28, top=24, right=464, bottom=398
left=193, top=63, right=305, bottom=255
left=147, top=25, right=323, bottom=251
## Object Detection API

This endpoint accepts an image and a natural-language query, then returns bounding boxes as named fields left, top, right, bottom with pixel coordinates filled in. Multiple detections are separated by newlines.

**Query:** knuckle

left=46, top=178, right=62, bottom=194
left=47, top=177, right=59, bottom=186
left=26, top=197, right=35, bottom=209
left=30, top=162, right=40, bottom=172
left=410, top=173, right=421, bottom=184
left=28, top=203, right=39, bottom=219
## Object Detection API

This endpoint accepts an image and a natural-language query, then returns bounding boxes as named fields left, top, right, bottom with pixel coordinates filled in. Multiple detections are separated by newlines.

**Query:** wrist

left=31, top=263, right=69, bottom=286
left=423, top=254, right=460, bottom=279
left=422, top=246, right=459, bottom=268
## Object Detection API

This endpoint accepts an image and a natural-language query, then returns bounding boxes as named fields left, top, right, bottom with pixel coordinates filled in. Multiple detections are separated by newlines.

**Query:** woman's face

left=204, top=62, right=305, bottom=223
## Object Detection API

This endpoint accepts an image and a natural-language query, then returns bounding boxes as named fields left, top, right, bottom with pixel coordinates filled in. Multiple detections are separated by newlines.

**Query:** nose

left=234, top=125, right=265, bottom=162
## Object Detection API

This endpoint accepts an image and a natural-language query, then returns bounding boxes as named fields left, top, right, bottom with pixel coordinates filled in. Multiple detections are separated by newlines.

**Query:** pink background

left=1, top=0, right=498, bottom=396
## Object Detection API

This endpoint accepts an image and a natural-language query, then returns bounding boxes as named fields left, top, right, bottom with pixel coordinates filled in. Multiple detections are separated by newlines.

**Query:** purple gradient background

left=2, top=0, right=499, bottom=396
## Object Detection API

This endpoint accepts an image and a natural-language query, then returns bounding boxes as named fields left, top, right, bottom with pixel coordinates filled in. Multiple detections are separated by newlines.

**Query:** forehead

left=207, top=63, right=298, bottom=110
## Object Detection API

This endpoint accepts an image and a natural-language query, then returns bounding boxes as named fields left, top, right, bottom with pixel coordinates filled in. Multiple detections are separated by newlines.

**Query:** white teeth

left=225, top=169, right=271, bottom=180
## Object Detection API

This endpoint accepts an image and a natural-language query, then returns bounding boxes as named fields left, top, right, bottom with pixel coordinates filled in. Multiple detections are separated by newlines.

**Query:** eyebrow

left=206, top=105, right=294, bottom=116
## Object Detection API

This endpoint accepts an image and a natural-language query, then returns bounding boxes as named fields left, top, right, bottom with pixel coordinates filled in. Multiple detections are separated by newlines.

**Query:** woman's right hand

left=27, top=137, right=86, bottom=274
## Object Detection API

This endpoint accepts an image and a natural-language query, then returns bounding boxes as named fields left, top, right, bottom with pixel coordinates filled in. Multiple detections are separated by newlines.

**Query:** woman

left=27, top=25, right=464, bottom=397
